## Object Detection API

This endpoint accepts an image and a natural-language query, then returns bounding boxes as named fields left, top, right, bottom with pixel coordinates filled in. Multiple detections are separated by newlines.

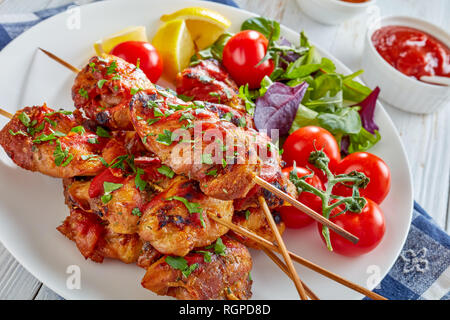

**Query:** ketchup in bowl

left=372, top=25, right=450, bottom=81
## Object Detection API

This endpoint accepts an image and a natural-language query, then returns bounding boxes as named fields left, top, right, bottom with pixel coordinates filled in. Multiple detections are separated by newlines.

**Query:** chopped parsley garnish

left=89, top=62, right=96, bottom=72
left=147, top=117, right=160, bottom=126
left=206, top=237, right=227, bottom=256
left=177, top=94, right=194, bottom=102
left=167, top=103, right=186, bottom=111
left=70, top=126, right=85, bottom=135
left=135, top=58, right=140, bottom=69
left=153, top=107, right=164, bottom=117
left=101, top=181, right=123, bottom=204
left=196, top=250, right=212, bottom=263
left=206, top=169, right=217, bottom=177
left=106, top=61, right=117, bottom=75
left=18, top=112, right=31, bottom=127
left=238, top=117, right=247, bottom=128
left=81, top=154, right=108, bottom=167
left=87, top=137, right=99, bottom=144
left=209, top=92, right=221, bottom=103
left=221, top=112, right=233, bottom=122
left=130, top=87, right=141, bottom=95
left=131, top=207, right=142, bottom=217
left=179, top=112, right=195, bottom=122
left=166, top=196, right=202, bottom=214
left=44, top=117, right=57, bottom=127
left=112, top=74, right=121, bottom=81
left=156, top=89, right=171, bottom=98
left=27, top=122, right=44, bottom=136
left=147, top=99, right=164, bottom=108
left=202, top=153, right=213, bottom=165
left=245, top=210, right=251, bottom=220
left=44, top=110, right=72, bottom=116
left=156, top=129, right=173, bottom=146
left=96, top=126, right=110, bottom=138
left=33, top=130, right=66, bottom=144
left=9, top=129, right=27, bottom=136
left=53, top=140, right=73, bottom=167
left=97, top=79, right=107, bottom=89
left=165, top=256, right=198, bottom=278
left=135, top=168, right=147, bottom=192
left=108, top=155, right=128, bottom=169
left=157, top=165, right=175, bottom=178
left=78, top=88, right=89, bottom=99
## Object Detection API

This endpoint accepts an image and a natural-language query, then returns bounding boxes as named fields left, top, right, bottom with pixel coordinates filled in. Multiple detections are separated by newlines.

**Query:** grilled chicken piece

left=231, top=206, right=285, bottom=249
left=176, top=59, right=244, bottom=110
left=63, top=173, right=149, bottom=234
left=138, top=176, right=233, bottom=256
left=141, top=236, right=252, bottom=300
left=130, top=90, right=290, bottom=203
left=72, top=55, right=153, bottom=130
left=57, top=208, right=161, bottom=264
left=0, top=105, right=124, bottom=178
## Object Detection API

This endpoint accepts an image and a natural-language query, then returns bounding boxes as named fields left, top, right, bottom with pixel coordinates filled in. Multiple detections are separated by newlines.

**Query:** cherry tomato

left=282, top=126, right=341, bottom=182
left=88, top=168, right=124, bottom=198
left=110, top=41, right=163, bottom=83
left=333, top=152, right=391, bottom=204
left=317, top=198, right=385, bottom=257
left=277, top=167, right=324, bottom=228
left=222, top=30, right=274, bottom=89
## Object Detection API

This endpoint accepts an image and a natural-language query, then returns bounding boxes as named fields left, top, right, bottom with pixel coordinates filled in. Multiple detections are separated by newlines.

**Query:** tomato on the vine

left=222, top=30, right=274, bottom=89
left=110, top=41, right=163, bottom=83
left=333, top=152, right=391, bottom=204
left=317, top=198, right=385, bottom=257
left=282, top=126, right=341, bottom=182
left=277, top=166, right=324, bottom=228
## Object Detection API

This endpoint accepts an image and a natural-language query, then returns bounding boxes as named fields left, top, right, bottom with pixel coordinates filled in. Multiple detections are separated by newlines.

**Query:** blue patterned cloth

left=0, top=0, right=448, bottom=300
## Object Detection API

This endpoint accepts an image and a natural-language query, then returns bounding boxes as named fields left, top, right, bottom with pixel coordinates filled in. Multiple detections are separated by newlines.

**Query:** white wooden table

left=0, top=0, right=448, bottom=300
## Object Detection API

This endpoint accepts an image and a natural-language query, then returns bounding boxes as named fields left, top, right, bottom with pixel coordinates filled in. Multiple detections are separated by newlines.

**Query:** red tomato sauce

left=372, top=25, right=450, bottom=80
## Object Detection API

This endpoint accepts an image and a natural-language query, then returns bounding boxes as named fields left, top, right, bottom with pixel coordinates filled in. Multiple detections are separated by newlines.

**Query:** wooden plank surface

left=0, top=0, right=448, bottom=300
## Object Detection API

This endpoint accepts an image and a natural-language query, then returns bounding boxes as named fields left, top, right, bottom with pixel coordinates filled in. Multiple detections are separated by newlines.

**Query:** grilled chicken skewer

left=0, top=105, right=125, bottom=178
left=0, top=106, right=376, bottom=299
left=58, top=208, right=253, bottom=300
left=43, top=51, right=358, bottom=245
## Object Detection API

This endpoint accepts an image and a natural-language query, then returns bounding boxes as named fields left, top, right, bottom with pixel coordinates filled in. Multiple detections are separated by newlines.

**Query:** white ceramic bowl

left=296, top=0, right=375, bottom=25
left=362, top=16, right=450, bottom=114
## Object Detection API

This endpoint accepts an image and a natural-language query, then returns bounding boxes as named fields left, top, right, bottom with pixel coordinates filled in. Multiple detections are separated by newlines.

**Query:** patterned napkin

left=0, top=0, right=448, bottom=300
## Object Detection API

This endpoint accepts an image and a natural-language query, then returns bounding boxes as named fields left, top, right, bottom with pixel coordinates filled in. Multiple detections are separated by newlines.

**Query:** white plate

left=0, top=0, right=413, bottom=300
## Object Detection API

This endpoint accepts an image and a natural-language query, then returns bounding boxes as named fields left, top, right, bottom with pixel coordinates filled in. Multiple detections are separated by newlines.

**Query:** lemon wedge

left=152, top=19, right=195, bottom=81
left=94, top=26, right=148, bottom=55
left=160, top=7, right=231, bottom=50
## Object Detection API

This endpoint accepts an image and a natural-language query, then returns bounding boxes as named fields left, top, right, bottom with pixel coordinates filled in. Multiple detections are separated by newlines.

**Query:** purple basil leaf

left=254, top=82, right=308, bottom=137
left=353, top=86, right=380, bottom=134
left=278, top=37, right=301, bottom=63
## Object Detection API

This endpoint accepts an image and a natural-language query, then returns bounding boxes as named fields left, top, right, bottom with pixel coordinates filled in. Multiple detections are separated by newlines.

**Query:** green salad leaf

left=241, top=17, right=280, bottom=41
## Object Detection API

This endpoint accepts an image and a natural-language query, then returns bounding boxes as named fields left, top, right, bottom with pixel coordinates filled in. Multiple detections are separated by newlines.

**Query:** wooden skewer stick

left=208, top=213, right=387, bottom=300
left=254, top=176, right=359, bottom=244
left=258, top=196, right=307, bottom=300
left=0, top=108, right=13, bottom=119
left=260, top=246, right=319, bottom=300
left=38, top=48, right=81, bottom=73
